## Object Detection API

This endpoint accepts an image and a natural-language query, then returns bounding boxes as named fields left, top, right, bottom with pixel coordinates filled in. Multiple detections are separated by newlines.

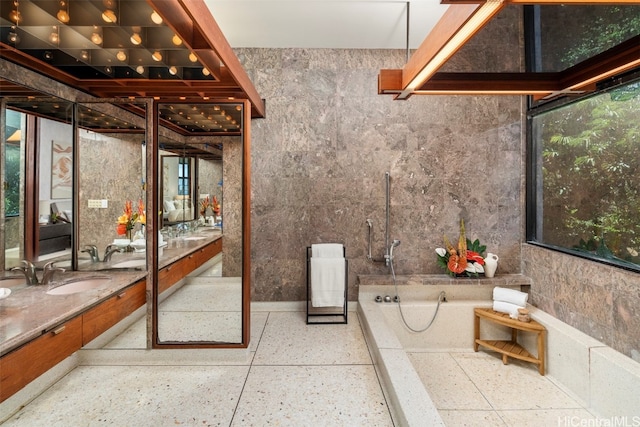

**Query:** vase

left=484, top=253, right=499, bottom=278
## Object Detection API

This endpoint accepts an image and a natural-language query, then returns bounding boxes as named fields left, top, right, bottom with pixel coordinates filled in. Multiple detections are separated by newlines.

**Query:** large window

left=528, top=80, right=640, bottom=270
left=4, top=109, right=23, bottom=217
left=178, top=156, right=190, bottom=196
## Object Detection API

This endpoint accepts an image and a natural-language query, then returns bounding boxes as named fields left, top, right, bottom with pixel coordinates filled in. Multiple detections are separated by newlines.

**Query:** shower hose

left=390, top=258, right=446, bottom=333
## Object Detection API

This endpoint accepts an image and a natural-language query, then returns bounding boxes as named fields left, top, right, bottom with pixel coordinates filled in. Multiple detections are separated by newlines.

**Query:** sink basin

left=46, top=277, right=111, bottom=295
left=111, top=259, right=146, bottom=268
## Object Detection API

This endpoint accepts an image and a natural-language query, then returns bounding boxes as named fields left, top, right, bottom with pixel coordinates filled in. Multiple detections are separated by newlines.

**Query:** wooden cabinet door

left=0, top=316, right=83, bottom=403
left=82, top=280, right=146, bottom=346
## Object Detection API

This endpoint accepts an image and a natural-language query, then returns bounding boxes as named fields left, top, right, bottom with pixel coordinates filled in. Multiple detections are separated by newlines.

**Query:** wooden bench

left=474, top=307, right=546, bottom=375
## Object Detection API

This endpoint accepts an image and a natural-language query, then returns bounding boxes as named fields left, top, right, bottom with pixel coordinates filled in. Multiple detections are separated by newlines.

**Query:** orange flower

left=137, top=199, right=146, bottom=225
left=116, top=223, right=127, bottom=235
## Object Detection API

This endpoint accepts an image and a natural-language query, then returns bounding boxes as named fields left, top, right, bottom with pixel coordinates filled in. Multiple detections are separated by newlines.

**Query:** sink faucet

left=42, top=261, right=65, bottom=286
left=103, top=244, right=123, bottom=262
left=81, top=244, right=100, bottom=262
left=11, top=260, right=39, bottom=285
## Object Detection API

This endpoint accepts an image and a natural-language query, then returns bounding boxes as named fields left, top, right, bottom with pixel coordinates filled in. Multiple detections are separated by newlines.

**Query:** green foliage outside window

left=533, top=81, right=640, bottom=268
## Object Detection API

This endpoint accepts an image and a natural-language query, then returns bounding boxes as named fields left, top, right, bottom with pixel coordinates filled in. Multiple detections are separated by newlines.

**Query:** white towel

left=311, top=257, right=345, bottom=307
left=493, top=300, right=521, bottom=319
left=311, top=243, right=344, bottom=258
left=493, top=286, right=528, bottom=307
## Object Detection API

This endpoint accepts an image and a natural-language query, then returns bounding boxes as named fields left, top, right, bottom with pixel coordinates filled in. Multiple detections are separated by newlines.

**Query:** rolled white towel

left=493, top=286, right=528, bottom=307
left=493, top=300, right=521, bottom=319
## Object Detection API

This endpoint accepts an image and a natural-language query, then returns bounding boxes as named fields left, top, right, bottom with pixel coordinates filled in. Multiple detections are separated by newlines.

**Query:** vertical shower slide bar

left=366, top=172, right=391, bottom=263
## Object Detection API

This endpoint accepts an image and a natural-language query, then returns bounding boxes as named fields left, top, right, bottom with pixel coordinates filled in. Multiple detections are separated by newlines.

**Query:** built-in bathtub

left=357, top=280, right=640, bottom=426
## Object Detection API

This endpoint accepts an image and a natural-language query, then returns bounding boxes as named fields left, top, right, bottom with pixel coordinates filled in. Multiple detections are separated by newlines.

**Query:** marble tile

left=252, top=312, right=372, bottom=365
left=453, top=352, right=582, bottom=410
left=438, top=410, right=507, bottom=426
left=408, top=352, right=492, bottom=410
left=231, top=365, right=393, bottom=427
left=2, top=365, right=250, bottom=427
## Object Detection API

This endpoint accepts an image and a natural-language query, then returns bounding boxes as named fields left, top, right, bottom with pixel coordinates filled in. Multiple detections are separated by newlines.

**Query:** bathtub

left=357, top=283, right=515, bottom=426
left=358, top=281, right=640, bottom=425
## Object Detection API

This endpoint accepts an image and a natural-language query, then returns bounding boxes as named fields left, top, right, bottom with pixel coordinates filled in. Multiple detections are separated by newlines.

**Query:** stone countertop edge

left=0, top=232, right=222, bottom=356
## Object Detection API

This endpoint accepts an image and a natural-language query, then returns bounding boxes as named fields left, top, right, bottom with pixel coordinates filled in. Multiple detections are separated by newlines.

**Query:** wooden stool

left=474, top=307, right=546, bottom=375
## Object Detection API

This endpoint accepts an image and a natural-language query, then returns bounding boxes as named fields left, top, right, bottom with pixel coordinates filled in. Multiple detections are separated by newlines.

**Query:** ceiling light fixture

left=91, top=27, right=103, bottom=45
left=80, top=50, right=89, bottom=61
left=130, top=31, right=142, bottom=45
left=9, top=1, right=21, bottom=25
left=172, top=34, right=182, bottom=46
left=202, top=68, right=210, bottom=76
left=8, top=28, right=19, bottom=44
left=57, top=0, right=70, bottom=23
left=150, top=10, right=163, bottom=25
left=49, top=26, right=59, bottom=45
left=136, top=65, right=145, bottom=74
left=168, top=66, right=178, bottom=75
left=151, top=51, right=162, bottom=62
left=116, top=50, right=127, bottom=61
left=102, top=9, right=117, bottom=23
left=188, top=52, right=198, bottom=63
left=43, top=51, right=53, bottom=61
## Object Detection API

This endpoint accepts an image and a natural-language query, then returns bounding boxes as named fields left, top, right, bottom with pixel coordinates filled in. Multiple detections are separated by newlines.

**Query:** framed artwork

left=51, top=140, right=72, bottom=199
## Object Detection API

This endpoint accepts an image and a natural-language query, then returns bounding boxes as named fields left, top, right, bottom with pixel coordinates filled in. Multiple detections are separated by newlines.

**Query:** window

left=4, top=109, right=24, bottom=218
left=528, top=80, right=640, bottom=271
left=178, top=157, right=190, bottom=196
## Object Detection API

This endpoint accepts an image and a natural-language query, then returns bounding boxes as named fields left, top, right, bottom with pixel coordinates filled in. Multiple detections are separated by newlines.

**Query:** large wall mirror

left=153, top=101, right=247, bottom=346
left=2, top=77, right=250, bottom=349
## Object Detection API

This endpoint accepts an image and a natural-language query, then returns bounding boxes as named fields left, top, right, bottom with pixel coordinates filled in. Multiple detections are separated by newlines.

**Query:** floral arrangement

left=116, top=199, right=145, bottom=238
left=200, top=195, right=221, bottom=217
left=435, top=219, right=486, bottom=276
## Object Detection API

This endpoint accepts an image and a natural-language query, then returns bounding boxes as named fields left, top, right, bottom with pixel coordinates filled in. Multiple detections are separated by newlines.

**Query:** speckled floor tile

left=408, top=352, right=492, bottom=410
left=452, top=352, right=582, bottom=410
left=159, top=281, right=242, bottom=312
left=252, top=312, right=372, bottom=365
left=158, top=311, right=243, bottom=343
left=498, top=408, right=598, bottom=427
left=438, top=410, right=508, bottom=426
left=231, top=365, right=393, bottom=427
left=101, top=314, right=147, bottom=349
left=2, top=365, right=249, bottom=427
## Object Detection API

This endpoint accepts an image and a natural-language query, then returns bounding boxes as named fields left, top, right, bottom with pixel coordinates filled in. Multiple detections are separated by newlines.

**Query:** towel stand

left=306, top=246, right=348, bottom=324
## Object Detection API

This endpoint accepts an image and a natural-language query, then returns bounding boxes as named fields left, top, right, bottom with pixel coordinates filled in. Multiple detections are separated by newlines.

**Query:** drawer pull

left=117, top=292, right=126, bottom=298
left=188, top=255, right=193, bottom=259
left=52, top=326, right=66, bottom=335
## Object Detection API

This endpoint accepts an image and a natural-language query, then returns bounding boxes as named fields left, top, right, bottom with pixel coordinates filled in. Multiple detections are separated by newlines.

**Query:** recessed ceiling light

left=57, top=0, right=69, bottom=23
left=150, top=10, right=163, bottom=25
left=202, top=68, right=210, bottom=76
left=102, top=9, right=117, bottom=23
left=80, top=50, right=89, bottom=60
left=116, top=51, right=127, bottom=61
left=152, top=51, right=162, bottom=62
left=168, top=66, right=178, bottom=75
left=136, top=65, right=145, bottom=74
left=91, top=32, right=103, bottom=45
left=188, top=52, right=198, bottom=63
left=172, top=34, right=182, bottom=46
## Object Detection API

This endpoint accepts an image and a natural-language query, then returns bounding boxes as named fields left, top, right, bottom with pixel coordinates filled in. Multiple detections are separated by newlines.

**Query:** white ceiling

left=205, top=0, right=448, bottom=49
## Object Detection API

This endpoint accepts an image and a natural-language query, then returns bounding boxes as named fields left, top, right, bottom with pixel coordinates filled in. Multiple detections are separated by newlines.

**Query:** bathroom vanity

left=0, top=232, right=222, bottom=402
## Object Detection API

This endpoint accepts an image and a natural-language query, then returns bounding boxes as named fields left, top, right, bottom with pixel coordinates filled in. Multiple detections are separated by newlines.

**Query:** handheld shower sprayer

left=389, top=239, right=401, bottom=260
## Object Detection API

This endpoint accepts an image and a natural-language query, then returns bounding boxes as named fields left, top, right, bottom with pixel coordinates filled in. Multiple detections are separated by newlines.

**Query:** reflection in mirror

left=155, top=102, right=243, bottom=345
left=76, top=103, right=146, bottom=271
left=2, top=96, right=73, bottom=270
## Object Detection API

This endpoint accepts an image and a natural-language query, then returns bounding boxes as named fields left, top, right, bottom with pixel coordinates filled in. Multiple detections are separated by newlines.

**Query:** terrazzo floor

left=2, top=261, right=595, bottom=426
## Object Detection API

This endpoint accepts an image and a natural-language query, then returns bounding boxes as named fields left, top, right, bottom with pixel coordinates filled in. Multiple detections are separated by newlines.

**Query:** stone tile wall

left=237, top=6, right=526, bottom=302
left=523, top=244, right=640, bottom=361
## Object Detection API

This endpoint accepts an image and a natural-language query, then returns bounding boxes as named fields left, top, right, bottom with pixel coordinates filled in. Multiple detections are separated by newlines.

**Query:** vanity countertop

left=0, top=230, right=222, bottom=356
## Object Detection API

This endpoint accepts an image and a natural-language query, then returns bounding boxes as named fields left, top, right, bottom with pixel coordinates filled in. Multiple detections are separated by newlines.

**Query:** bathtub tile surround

left=523, top=244, right=640, bottom=361
left=359, top=284, right=640, bottom=424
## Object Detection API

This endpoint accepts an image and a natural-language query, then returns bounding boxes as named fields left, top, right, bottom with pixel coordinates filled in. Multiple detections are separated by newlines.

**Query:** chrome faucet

left=103, top=245, right=123, bottom=262
left=11, top=260, right=39, bottom=285
left=42, top=261, right=65, bottom=286
left=81, top=245, right=100, bottom=262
